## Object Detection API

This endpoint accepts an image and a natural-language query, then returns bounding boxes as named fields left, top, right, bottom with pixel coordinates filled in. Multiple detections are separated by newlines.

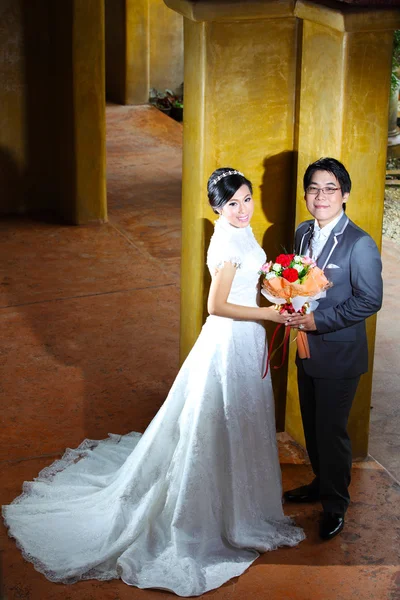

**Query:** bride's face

left=220, top=185, right=254, bottom=228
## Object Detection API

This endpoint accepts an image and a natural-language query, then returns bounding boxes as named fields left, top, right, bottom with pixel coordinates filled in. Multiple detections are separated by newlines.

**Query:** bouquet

left=259, top=253, right=332, bottom=376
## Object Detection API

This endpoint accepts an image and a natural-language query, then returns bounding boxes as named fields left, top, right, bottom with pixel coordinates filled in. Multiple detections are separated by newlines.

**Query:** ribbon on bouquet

left=262, top=324, right=310, bottom=378
left=262, top=298, right=313, bottom=378
left=296, top=329, right=310, bottom=360
left=260, top=291, right=320, bottom=378
left=262, top=323, right=291, bottom=378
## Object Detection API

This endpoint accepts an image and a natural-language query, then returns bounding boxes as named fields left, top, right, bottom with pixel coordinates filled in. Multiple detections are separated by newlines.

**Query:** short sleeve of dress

left=206, top=237, right=242, bottom=273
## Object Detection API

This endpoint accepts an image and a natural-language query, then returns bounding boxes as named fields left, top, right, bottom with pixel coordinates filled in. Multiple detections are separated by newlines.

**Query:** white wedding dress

left=3, top=215, right=305, bottom=597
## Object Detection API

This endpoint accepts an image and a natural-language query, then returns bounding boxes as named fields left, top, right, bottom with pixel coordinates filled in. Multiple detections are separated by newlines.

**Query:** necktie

left=311, top=228, right=323, bottom=259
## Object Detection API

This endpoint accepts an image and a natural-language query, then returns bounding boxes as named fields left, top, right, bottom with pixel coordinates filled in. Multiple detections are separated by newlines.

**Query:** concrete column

left=105, top=0, right=128, bottom=104
left=0, top=0, right=52, bottom=215
left=106, top=0, right=183, bottom=105
left=164, top=0, right=299, bottom=426
left=0, top=0, right=106, bottom=224
left=149, top=0, right=183, bottom=92
left=284, top=0, right=400, bottom=457
left=126, top=0, right=150, bottom=104
left=73, top=0, right=107, bottom=224
left=53, top=0, right=107, bottom=224
left=105, top=0, right=149, bottom=105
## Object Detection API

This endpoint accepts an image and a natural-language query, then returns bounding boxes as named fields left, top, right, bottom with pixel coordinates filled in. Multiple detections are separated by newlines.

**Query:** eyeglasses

left=305, top=186, right=341, bottom=196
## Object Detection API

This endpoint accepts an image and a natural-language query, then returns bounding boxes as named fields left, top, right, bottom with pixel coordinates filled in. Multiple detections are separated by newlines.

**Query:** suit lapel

left=298, top=222, right=314, bottom=255
left=317, top=213, right=350, bottom=270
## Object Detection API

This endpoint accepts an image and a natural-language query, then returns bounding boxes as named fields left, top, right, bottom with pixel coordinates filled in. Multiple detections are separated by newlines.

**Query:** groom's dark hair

left=303, top=157, right=352, bottom=195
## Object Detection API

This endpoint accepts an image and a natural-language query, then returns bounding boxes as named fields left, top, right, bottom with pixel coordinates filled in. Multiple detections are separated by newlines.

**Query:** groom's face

left=304, top=170, right=349, bottom=228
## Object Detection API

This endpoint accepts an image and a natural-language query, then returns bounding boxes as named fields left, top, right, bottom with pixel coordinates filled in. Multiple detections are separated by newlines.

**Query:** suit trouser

left=297, top=359, right=360, bottom=514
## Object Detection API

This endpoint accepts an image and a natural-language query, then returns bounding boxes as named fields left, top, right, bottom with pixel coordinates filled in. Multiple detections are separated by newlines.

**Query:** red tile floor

left=0, top=105, right=399, bottom=600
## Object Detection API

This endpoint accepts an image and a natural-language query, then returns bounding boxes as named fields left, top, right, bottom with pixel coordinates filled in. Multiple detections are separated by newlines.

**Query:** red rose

left=282, top=268, right=299, bottom=283
left=275, top=253, right=295, bottom=268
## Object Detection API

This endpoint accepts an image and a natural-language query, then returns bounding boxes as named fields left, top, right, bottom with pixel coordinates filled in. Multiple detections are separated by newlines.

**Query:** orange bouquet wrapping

left=259, top=253, right=332, bottom=376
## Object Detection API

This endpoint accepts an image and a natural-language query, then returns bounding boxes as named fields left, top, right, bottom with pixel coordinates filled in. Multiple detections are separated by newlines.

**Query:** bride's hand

left=261, top=306, right=288, bottom=323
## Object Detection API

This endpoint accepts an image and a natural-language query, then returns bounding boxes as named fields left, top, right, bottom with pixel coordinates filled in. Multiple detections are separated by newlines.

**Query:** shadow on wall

left=22, top=0, right=77, bottom=222
left=0, top=147, right=23, bottom=214
left=0, top=1, right=79, bottom=221
left=260, top=151, right=298, bottom=431
left=21, top=0, right=55, bottom=217
left=202, top=218, right=214, bottom=325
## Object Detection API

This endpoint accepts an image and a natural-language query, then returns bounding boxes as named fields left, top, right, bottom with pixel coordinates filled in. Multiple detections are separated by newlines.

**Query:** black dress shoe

left=283, top=483, right=320, bottom=503
left=319, top=512, right=344, bottom=540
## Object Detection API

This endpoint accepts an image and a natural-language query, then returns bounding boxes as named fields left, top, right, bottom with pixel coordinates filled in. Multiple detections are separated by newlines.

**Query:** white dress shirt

left=310, top=211, right=344, bottom=259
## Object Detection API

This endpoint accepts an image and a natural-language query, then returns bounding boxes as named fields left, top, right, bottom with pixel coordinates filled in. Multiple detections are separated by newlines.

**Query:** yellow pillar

left=0, top=0, right=40, bottom=215
left=165, top=0, right=299, bottom=426
left=106, top=0, right=183, bottom=105
left=284, top=0, right=400, bottom=457
left=149, top=0, right=183, bottom=92
left=53, top=0, right=107, bottom=224
left=0, top=0, right=106, bottom=224
left=69, top=0, right=107, bottom=224
left=105, top=0, right=149, bottom=105
left=126, top=0, right=150, bottom=104
left=105, top=0, right=129, bottom=104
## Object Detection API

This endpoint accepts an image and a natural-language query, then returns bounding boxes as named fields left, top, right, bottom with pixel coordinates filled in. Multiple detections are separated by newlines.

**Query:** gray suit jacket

left=295, top=213, right=383, bottom=378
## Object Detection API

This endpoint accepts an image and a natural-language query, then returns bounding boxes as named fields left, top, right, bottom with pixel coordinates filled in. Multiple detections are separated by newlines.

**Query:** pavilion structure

left=1, top=0, right=399, bottom=456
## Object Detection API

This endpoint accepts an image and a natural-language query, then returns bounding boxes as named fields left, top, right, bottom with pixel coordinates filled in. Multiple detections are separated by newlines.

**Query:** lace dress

left=3, top=215, right=305, bottom=597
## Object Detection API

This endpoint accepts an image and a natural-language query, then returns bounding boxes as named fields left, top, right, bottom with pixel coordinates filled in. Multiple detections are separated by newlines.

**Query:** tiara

left=210, top=170, right=244, bottom=186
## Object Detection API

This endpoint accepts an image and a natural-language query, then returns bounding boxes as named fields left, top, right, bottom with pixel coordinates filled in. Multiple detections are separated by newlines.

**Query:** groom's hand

left=286, top=312, right=317, bottom=332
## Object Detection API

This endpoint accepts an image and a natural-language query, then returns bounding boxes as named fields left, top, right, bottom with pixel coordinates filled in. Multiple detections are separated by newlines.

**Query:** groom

left=285, top=157, right=383, bottom=540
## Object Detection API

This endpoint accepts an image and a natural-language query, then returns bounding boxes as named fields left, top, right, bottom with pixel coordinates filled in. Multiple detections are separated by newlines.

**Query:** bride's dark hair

left=207, top=168, right=253, bottom=214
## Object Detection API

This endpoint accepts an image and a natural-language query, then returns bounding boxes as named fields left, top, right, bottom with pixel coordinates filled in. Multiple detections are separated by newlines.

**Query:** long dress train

left=3, top=215, right=305, bottom=597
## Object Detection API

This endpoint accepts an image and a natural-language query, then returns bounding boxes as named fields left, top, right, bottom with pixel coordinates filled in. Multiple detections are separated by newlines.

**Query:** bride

left=3, top=168, right=305, bottom=597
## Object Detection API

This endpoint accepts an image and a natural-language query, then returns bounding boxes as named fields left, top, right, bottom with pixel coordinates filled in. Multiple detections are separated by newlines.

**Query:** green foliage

left=391, top=30, right=400, bottom=93
left=149, top=88, right=183, bottom=110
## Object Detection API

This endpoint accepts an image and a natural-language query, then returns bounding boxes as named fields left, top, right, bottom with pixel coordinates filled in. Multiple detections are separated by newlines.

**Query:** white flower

left=293, top=255, right=302, bottom=263
left=265, top=272, right=277, bottom=280
left=272, top=263, right=282, bottom=273
left=293, top=264, right=303, bottom=272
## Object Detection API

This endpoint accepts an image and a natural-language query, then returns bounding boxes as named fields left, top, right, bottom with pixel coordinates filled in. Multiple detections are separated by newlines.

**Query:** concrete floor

left=0, top=105, right=399, bottom=600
